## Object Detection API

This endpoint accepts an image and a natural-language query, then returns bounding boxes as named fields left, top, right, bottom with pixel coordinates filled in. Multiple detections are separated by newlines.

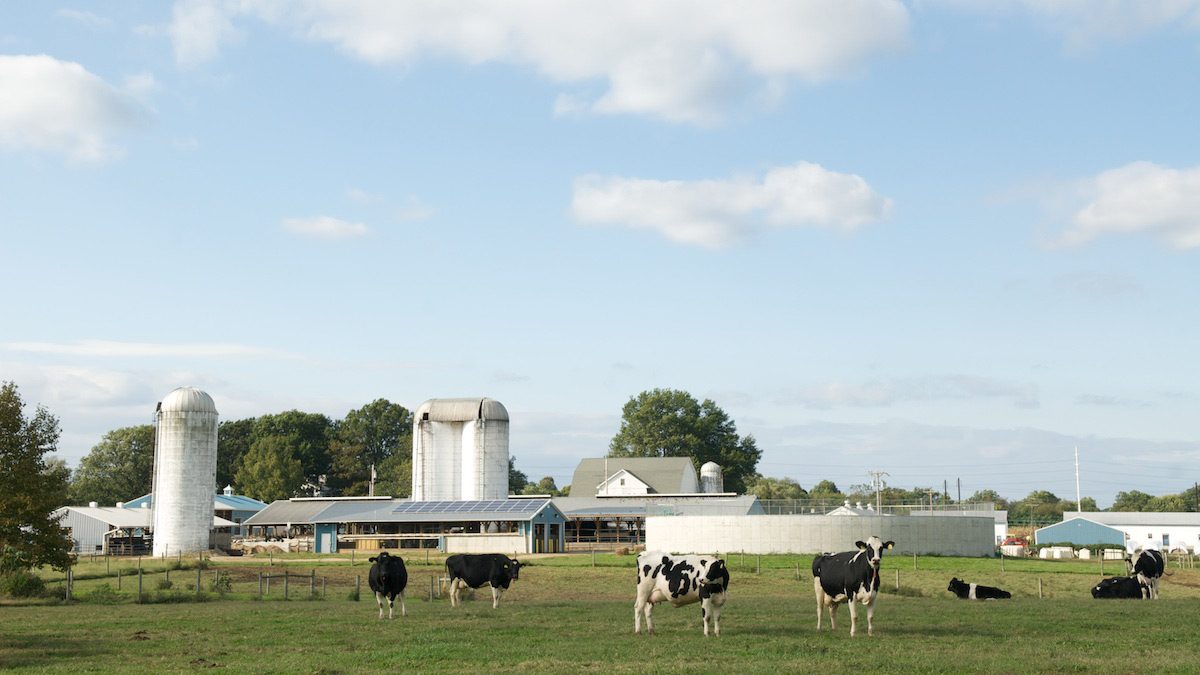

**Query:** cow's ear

left=884, top=541, right=895, bottom=549
left=369, top=556, right=378, bottom=562
left=855, top=541, right=867, bottom=550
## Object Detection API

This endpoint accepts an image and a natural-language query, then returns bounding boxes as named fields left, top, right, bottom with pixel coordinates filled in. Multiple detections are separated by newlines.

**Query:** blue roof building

left=1034, top=517, right=1126, bottom=547
left=123, top=486, right=267, bottom=536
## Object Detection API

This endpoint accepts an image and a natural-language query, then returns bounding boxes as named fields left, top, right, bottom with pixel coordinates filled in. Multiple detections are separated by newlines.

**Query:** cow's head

left=506, top=558, right=521, bottom=581
left=855, top=536, right=895, bottom=569
left=370, top=552, right=392, bottom=581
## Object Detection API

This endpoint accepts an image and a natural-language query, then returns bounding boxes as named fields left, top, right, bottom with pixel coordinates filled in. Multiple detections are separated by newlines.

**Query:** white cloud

left=1056, top=162, right=1200, bottom=249
left=572, top=162, right=891, bottom=248
left=282, top=215, right=369, bottom=239
left=56, top=9, right=113, bottom=29
left=168, top=0, right=910, bottom=123
left=0, top=54, right=148, bottom=163
left=1, top=340, right=289, bottom=359
left=785, top=375, right=1040, bottom=410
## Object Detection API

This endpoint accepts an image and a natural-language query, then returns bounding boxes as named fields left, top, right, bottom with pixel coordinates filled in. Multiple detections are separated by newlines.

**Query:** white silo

left=151, top=387, right=218, bottom=556
left=411, top=397, right=509, bottom=501
left=700, top=461, right=724, bottom=494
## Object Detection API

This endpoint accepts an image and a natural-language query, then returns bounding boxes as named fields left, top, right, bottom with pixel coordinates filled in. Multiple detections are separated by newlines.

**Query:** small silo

left=411, top=397, right=509, bottom=501
left=700, top=461, right=724, bottom=494
left=151, top=387, right=218, bottom=556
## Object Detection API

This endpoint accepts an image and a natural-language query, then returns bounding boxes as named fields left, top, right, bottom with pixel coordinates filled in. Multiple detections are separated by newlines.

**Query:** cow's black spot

left=643, top=564, right=651, bottom=576
left=700, top=559, right=708, bottom=566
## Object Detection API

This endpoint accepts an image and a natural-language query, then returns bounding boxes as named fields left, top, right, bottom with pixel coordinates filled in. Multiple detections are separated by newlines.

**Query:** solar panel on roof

left=390, top=499, right=546, bottom=515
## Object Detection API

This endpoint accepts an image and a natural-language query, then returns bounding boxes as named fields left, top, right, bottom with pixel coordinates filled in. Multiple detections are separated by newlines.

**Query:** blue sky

left=2, top=1, right=1199, bottom=507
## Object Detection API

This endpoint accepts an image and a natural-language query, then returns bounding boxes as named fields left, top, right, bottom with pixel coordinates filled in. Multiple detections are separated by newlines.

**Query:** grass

left=3, top=552, right=1199, bottom=672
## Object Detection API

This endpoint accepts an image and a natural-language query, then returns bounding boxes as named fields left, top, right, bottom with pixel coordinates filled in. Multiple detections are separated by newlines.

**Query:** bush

left=347, top=588, right=360, bottom=601
left=210, top=571, right=232, bottom=594
left=0, top=570, right=46, bottom=598
left=83, top=583, right=124, bottom=605
left=156, top=579, right=173, bottom=590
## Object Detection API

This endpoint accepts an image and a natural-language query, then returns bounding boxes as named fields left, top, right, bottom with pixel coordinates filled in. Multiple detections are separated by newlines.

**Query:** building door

left=533, top=524, right=545, bottom=553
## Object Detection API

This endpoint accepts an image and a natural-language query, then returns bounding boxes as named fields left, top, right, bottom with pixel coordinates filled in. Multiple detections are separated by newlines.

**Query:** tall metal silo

left=700, top=461, right=724, bottom=494
left=151, top=387, right=218, bottom=556
left=411, top=397, right=509, bottom=501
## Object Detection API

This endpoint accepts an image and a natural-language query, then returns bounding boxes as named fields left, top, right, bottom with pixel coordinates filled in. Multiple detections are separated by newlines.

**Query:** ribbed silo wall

left=461, top=418, right=509, bottom=500
left=646, top=515, right=995, bottom=557
left=700, top=465, right=724, bottom=493
left=412, top=420, right=463, bottom=500
left=152, top=408, right=218, bottom=556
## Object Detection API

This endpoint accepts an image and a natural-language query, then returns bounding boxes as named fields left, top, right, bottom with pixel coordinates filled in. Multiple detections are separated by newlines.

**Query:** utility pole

left=957, top=477, right=961, bottom=504
left=1074, top=446, right=1082, bottom=512
left=867, top=470, right=889, bottom=512
left=368, top=464, right=376, bottom=497
left=943, top=479, right=949, bottom=503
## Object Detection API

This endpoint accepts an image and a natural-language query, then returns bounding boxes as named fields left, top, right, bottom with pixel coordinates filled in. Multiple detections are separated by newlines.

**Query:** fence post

left=138, top=568, right=143, bottom=603
left=310, top=569, right=316, bottom=598
left=1000, top=551, right=1005, bottom=572
left=196, top=567, right=202, bottom=594
left=356, top=575, right=361, bottom=601
left=1038, top=578, right=1043, bottom=599
left=65, top=569, right=72, bottom=602
left=592, top=547, right=596, bottom=567
left=165, top=567, right=170, bottom=584
left=913, top=552, right=917, bottom=571
left=117, top=568, right=122, bottom=590
left=322, top=576, right=326, bottom=599
left=756, top=554, right=761, bottom=574
left=429, top=576, right=434, bottom=602
left=284, top=572, right=289, bottom=600
left=259, top=572, right=263, bottom=599
left=266, top=573, right=271, bottom=597
left=351, top=549, right=355, bottom=566
left=895, top=569, right=900, bottom=591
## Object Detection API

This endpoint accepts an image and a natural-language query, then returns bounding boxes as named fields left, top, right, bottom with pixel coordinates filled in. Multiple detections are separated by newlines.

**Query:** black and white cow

left=1091, top=576, right=1148, bottom=599
left=634, top=552, right=730, bottom=637
left=1127, top=549, right=1165, bottom=599
left=812, top=536, right=895, bottom=637
left=445, top=553, right=521, bottom=609
left=367, top=551, right=408, bottom=619
left=947, top=577, right=1011, bottom=600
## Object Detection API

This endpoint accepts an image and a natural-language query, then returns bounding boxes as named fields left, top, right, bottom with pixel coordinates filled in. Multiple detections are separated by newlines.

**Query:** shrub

left=156, top=579, right=173, bottom=590
left=347, top=588, right=360, bottom=601
left=209, top=571, right=232, bottom=594
left=0, top=570, right=46, bottom=598
left=83, top=583, right=124, bottom=605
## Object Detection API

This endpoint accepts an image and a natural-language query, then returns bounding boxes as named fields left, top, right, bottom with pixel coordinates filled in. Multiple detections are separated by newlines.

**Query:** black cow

left=1092, top=576, right=1148, bottom=599
left=1127, top=549, right=1165, bottom=599
left=812, top=536, right=894, bottom=637
left=368, top=551, right=408, bottom=619
left=445, top=553, right=521, bottom=608
left=947, top=577, right=1011, bottom=600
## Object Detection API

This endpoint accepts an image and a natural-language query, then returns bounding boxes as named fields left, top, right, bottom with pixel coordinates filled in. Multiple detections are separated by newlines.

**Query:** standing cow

left=812, top=536, right=895, bottom=637
left=1127, top=549, right=1165, bottom=599
left=368, top=551, right=408, bottom=619
left=445, top=554, right=521, bottom=609
left=634, top=552, right=730, bottom=637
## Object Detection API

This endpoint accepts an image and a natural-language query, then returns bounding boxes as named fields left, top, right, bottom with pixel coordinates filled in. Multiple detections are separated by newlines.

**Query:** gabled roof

left=596, top=469, right=651, bottom=492
left=122, top=493, right=267, bottom=512
left=571, top=457, right=698, bottom=496
left=55, top=507, right=235, bottom=528
left=1064, top=511, right=1200, bottom=526
left=552, top=495, right=761, bottom=517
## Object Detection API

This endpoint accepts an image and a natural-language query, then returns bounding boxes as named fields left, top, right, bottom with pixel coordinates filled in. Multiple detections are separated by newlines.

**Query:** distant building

left=1063, top=511, right=1200, bottom=553
left=1034, top=517, right=1126, bottom=548
left=570, top=457, right=703, bottom=496
left=123, top=486, right=267, bottom=537
left=54, top=503, right=236, bottom=555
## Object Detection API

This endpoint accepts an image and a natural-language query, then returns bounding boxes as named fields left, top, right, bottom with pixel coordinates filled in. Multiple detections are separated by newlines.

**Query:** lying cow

left=634, top=552, right=730, bottom=637
left=445, top=553, right=521, bottom=609
left=812, top=536, right=894, bottom=637
left=947, top=577, right=1011, bottom=600
left=1127, top=549, right=1165, bottom=599
left=368, top=551, right=408, bottom=619
left=1092, top=576, right=1148, bottom=599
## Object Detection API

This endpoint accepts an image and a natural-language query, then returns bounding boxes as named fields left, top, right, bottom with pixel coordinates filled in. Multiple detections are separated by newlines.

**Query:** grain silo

left=411, top=397, right=509, bottom=501
left=151, top=387, right=218, bottom=556
left=700, top=461, right=725, bottom=493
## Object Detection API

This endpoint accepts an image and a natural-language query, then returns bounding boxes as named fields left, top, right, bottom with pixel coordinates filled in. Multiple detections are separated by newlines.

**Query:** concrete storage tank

left=411, top=397, right=509, bottom=501
left=151, top=387, right=218, bottom=556
left=700, top=461, right=724, bottom=493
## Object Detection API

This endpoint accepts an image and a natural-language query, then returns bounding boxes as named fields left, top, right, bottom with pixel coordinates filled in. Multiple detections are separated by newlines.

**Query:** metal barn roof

left=570, top=457, right=698, bottom=495
left=1064, top=511, right=1200, bottom=526
left=415, top=397, right=509, bottom=422
left=553, top=494, right=761, bottom=517
left=1034, top=517, right=1125, bottom=546
left=246, top=498, right=561, bottom=526
left=123, top=493, right=267, bottom=512
left=55, top=506, right=235, bottom=529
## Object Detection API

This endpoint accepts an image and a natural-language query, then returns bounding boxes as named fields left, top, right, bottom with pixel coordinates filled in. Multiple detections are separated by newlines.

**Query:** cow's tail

left=811, top=555, right=823, bottom=579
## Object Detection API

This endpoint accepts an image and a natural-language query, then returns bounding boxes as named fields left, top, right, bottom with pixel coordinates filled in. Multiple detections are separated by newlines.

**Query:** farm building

left=1062, top=511, right=1200, bottom=553
left=53, top=504, right=237, bottom=555
left=122, top=486, right=266, bottom=537
left=1034, top=516, right=1126, bottom=548
left=570, top=456, right=703, bottom=496
left=242, top=496, right=567, bottom=554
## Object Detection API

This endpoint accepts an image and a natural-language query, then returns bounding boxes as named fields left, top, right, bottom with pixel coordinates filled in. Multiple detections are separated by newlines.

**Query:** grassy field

left=3, top=552, right=1199, bottom=673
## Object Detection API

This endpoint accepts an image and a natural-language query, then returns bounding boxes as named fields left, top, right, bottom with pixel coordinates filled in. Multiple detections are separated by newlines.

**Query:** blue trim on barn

left=315, top=523, right=339, bottom=553
left=1035, top=517, right=1126, bottom=547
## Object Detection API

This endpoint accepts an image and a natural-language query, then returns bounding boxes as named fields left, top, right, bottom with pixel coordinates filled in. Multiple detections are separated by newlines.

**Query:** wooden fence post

left=284, top=572, right=289, bottom=600
left=429, top=576, right=434, bottom=602
left=913, top=552, right=917, bottom=571
left=117, top=568, right=122, bottom=590
left=895, top=569, right=900, bottom=591
left=322, top=576, right=326, bottom=599
left=137, top=568, right=143, bottom=603
left=196, top=567, right=202, bottom=594
left=310, top=569, right=316, bottom=598
left=258, top=572, right=263, bottom=599
left=1038, top=578, right=1043, bottom=599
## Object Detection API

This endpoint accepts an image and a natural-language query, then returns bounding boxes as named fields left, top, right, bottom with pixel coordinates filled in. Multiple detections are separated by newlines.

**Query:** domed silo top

left=158, top=387, right=217, bottom=414
left=415, top=397, right=508, bottom=422
left=700, top=461, right=722, bottom=473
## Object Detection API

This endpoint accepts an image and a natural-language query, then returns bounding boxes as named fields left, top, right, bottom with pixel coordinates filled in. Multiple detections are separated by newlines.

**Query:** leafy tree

left=1148, top=494, right=1188, bottom=512
left=329, top=399, right=413, bottom=495
left=252, top=411, right=333, bottom=484
left=1111, top=490, right=1155, bottom=512
left=1078, top=496, right=1098, bottom=511
left=509, top=457, right=528, bottom=495
left=0, top=382, right=72, bottom=572
left=216, top=418, right=256, bottom=490
left=521, top=476, right=562, bottom=496
left=967, top=489, right=1009, bottom=510
left=69, top=425, right=155, bottom=505
left=235, top=436, right=304, bottom=503
left=809, top=480, right=842, bottom=499
left=373, top=453, right=412, bottom=498
left=608, top=389, right=761, bottom=493
left=746, top=475, right=809, bottom=500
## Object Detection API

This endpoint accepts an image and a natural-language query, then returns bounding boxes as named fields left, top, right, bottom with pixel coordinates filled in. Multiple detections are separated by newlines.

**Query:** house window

left=1163, top=534, right=1170, bottom=547
left=620, top=479, right=625, bottom=486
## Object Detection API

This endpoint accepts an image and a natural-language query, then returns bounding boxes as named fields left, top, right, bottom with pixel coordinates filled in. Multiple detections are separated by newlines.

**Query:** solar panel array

left=391, top=500, right=545, bottom=515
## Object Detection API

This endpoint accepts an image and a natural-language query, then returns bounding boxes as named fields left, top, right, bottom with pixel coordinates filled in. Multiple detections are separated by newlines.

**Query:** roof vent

left=223, top=485, right=234, bottom=496
left=88, top=501, right=98, bottom=508
left=116, top=502, right=125, bottom=508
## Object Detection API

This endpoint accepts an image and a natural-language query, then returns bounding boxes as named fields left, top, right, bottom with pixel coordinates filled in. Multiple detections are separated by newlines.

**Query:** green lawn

left=3, top=553, right=1198, bottom=673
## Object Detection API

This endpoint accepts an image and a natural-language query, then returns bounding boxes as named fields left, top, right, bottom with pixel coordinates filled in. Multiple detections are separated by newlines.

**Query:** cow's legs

left=398, top=591, right=407, bottom=617
left=448, top=579, right=459, bottom=607
left=701, top=597, right=722, bottom=637
left=701, top=601, right=710, bottom=637
left=491, top=585, right=502, bottom=609
left=828, top=601, right=838, bottom=632
left=375, top=591, right=385, bottom=619
left=848, top=599, right=858, bottom=637
left=865, top=597, right=876, bottom=636
left=813, top=578, right=824, bottom=630
left=634, top=595, right=645, bottom=634
left=387, top=593, right=395, bottom=620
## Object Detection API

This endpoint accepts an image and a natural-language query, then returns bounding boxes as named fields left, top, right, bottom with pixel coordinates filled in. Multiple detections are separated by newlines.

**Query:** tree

left=252, top=411, right=333, bottom=484
left=608, top=389, right=762, bottom=493
left=216, top=418, right=256, bottom=490
left=967, top=489, right=1009, bottom=510
left=235, top=436, right=304, bottom=503
left=0, top=382, right=72, bottom=572
left=373, top=453, right=412, bottom=498
left=1111, top=490, right=1155, bottom=512
left=329, top=399, right=413, bottom=495
left=521, top=476, right=562, bottom=496
left=746, top=475, right=809, bottom=500
left=509, top=457, right=528, bottom=495
left=809, top=480, right=842, bottom=499
left=1078, top=496, right=1098, bottom=512
left=69, top=425, right=155, bottom=506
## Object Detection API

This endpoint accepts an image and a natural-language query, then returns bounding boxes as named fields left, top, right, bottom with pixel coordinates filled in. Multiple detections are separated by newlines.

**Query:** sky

left=2, top=1, right=1199, bottom=508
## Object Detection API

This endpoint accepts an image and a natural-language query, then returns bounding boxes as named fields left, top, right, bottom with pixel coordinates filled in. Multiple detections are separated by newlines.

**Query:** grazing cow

left=445, top=553, right=521, bottom=609
left=812, top=536, right=895, bottom=637
left=634, top=552, right=730, bottom=637
left=368, top=551, right=408, bottom=619
left=947, top=577, right=1011, bottom=600
left=1127, top=549, right=1165, bottom=599
left=1091, top=576, right=1148, bottom=599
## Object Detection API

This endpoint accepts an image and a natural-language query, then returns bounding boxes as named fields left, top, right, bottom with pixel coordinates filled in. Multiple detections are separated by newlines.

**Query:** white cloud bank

left=168, top=0, right=910, bottom=123
left=0, top=54, right=147, bottom=162
left=282, top=215, right=369, bottom=239
left=934, top=0, right=1200, bottom=49
left=1057, top=162, right=1200, bottom=249
left=572, top=162, right=891, bottom=248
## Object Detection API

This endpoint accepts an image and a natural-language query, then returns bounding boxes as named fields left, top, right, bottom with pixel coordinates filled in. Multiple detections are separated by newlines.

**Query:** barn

left=1062, top=511, right=1200, bottom=553
left=1034, top=517, right=1126, bottom=548
left=242, top=496, right=567, bottom=554
left=122, top=486, right=266, bottom=537
left=53, top=504, right=237, bottom=555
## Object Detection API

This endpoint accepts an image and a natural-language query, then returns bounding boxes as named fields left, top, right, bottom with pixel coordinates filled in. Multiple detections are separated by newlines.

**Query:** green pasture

left=3, top=552, right=1199, bottom=673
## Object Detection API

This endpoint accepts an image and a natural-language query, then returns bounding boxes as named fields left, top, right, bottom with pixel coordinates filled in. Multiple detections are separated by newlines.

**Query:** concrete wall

left=444, top=533, right=526, bottom=555
left=646, top=514, right=996, bottom=557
